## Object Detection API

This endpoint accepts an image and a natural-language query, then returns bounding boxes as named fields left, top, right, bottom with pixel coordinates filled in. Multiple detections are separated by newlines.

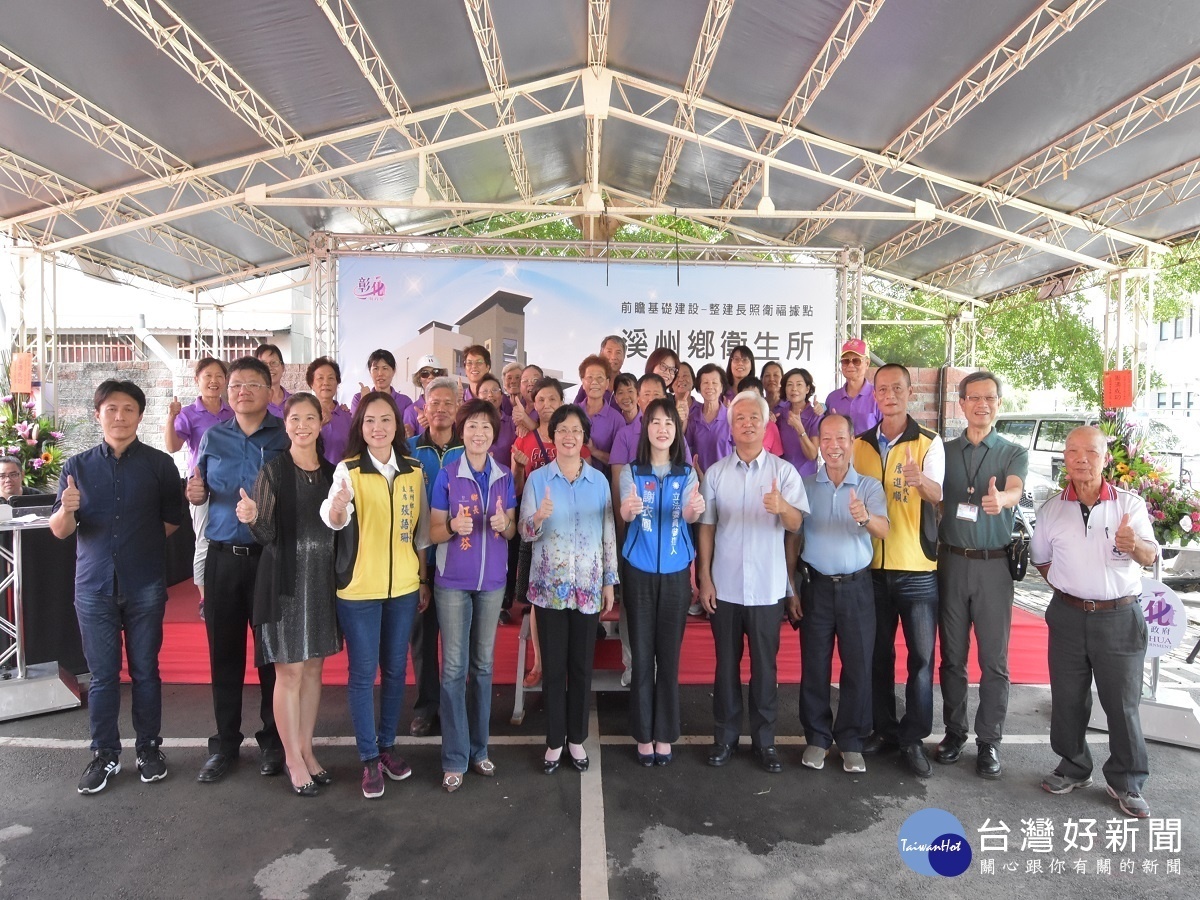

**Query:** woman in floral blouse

left=519, top=404, right=618, bottom=775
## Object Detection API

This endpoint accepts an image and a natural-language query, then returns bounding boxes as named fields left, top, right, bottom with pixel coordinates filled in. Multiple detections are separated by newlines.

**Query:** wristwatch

left=857, top=515, right=869, bottom=528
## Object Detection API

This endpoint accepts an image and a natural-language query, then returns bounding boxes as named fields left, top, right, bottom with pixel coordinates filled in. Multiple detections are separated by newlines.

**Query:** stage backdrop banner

left=336, top=256, right=838, bottom=401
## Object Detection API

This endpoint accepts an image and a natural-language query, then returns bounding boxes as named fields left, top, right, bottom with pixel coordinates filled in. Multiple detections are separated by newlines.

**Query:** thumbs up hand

left=60, top=474, right=81, bottom=513
left=235, top=487, right=257, bottom=524
left=763, top=478, right=785, bottom=515
left=186, top=470, right=207, bottom=504
left=331, top=477, right=353, bottom=514
left=981, top=476, right=1004, bottom=516
left=451, top=502, right=474, bottom=536
left=489, top=495, right=509, bottom=534
left=533, top=485, right=554, bottom=527
left=168, top=396, right=182, bottom=419
left=901, top=444, right=922, bottom=486
left=621, top=482, right=644, bottom=521
left=685, top=484, right=706, bottom=519
left=1114, top=512, right=1138, bottom=553
left=848, top=487, right=867, bottom=525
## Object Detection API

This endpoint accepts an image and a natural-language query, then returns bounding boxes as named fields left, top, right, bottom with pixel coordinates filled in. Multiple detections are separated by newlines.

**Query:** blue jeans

left=336, top=594, right=419, bottom=762
left=870, top=571, right=938, bottom=746
left=435, top=586, right=505, bottom=773
left=74, top=583, right=167, bottom=755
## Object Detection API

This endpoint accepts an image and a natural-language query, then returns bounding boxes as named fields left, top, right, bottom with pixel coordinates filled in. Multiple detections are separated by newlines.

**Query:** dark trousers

left=937, top=552, right=1014, bottom=743
left=204, top=550, right=278, bottom=755
left=409, top=599, right=441, bottom=719
left=1046, top=595, right=1149, bottom=793
left=871, top=570, right=937, bottom=746
left=710, top=598, right=782, bottom=749
left=799, top=569, right=875, bottom=751
left=535, top=604, right=599, bottom=748
left=501, top=533, right=521, bottom=610
left=624, top=565, right=691, bottom=743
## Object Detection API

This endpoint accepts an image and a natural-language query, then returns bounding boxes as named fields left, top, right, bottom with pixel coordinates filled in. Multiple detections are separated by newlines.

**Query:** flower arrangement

left=1100, top=410, right=1200, bottom=548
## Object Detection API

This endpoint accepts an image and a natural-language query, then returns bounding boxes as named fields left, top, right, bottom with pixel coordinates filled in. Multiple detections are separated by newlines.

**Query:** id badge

left=956, top=503, right=979, bottom=522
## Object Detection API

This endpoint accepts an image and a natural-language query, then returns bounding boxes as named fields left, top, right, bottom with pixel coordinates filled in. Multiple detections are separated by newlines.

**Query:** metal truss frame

left=0, top=44, right=305, bottom=258
left=102, top=0, right=393, bottom=235
left=788, top=0, right=1110, bottom=246
left=650, top=0, right=736, bottom=205
left=870, top=55, right=1200, bottom=273
left=463, top=0, right=533, bottom=203
left=717, top=0, right=888, bottom=221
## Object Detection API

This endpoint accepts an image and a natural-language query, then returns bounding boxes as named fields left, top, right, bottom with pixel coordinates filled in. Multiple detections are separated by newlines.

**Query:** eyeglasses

left=464, top=359, right=487, bottom=368
left=840, top=357, right=864, bottom=367
left=417, top=369, right=441, bottom=379
left=964, top=395, right=999, bottom=405
left=0, top=471, right=22, bottom=481
left=555, top=427, right=586, bottom=437
left=229, top=382, right=268, bottom=392
left=657, top=365, right=678, bottom=377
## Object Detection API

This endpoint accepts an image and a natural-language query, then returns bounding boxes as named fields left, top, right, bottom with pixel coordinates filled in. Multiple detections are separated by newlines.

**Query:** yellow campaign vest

left=335, top=455, right=425, bottom=600
left=852, top=419, right=939, bottom=572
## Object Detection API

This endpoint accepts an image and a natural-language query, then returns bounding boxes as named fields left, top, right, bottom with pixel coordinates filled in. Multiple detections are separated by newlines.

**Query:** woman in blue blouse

left=619, top=398, right=705, bottom=766
left=519, top=405, right=618, bottom=774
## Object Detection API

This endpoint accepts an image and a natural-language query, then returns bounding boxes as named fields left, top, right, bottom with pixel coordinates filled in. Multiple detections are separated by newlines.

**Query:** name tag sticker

left=956, top=503, right=979, bottom=522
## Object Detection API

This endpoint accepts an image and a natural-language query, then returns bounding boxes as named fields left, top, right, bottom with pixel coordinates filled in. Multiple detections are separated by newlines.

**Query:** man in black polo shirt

left=51, top=380, right=183, bottom=794
left=187, top=356, right=290, bottom=782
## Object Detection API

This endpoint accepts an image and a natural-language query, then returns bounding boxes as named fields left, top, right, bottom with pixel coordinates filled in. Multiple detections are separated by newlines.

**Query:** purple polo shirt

left=431, top=456, right=517, bottom=591
left=353, top=386, right=413, bottom=420
left=609, top=413, right=692, bottom=468
left=402, top=394, right=426, bottom=434
left=777, top=401, right=821, bottom=477
left=686, top=406, right=733, bottom=472
left=266, top=387, right=292, bottom=420
left=583, top=403, right=625, bottom=477
left=825, top=381, right=881, bottom=436
left=572, top=385, right=620, bottom=412
left=173, top=397, right=235, bottom=474
left=321, top=404, right=353, bottom=465
left=491, top=410, right=517, bottom=469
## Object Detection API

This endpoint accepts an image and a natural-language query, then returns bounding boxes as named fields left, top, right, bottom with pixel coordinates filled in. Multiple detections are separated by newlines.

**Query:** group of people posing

left=52, top=334, right=1158, bottom=820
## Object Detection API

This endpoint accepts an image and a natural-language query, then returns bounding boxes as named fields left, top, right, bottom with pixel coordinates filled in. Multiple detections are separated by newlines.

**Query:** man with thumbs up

left=1031, top=425, right=1157, bottom=819
left=936, top=372, right=1028, bottom=779
left=51, top=380, right=183, bottom=794
left=852, top=364, right=944, bottom=778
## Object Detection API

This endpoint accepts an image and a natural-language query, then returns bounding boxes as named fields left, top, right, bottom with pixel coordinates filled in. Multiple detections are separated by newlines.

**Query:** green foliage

left=1151, top=238, right=1200, bottom=322
left=974, top=291, right=1103, bottom=407
left=861, top=284, right=946, bottom=368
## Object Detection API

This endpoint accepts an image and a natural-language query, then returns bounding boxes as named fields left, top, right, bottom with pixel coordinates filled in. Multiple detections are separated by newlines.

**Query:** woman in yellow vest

left=320, top=391, right=431, bottom=800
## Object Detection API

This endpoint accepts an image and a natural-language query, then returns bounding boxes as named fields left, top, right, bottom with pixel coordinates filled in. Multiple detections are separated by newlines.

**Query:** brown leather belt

left=945, top=545, right=1007, bottom=561
left=1053, top=590, right=1137, bottom=612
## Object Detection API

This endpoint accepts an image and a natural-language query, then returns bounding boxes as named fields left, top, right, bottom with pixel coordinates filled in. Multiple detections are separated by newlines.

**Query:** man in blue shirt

left=51, top=380, right=183, bottom=794
left=698, top=391, right=808, bottom=773
left=187, top=357, right=290, bottom=782
left=791, top=413, right=889, bottom=775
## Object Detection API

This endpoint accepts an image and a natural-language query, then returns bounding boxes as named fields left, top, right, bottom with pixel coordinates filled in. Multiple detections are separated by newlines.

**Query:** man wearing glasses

left=460, top=344, right=491, bottom=403
left=187, top=356, right=290, bottom=783
left=403, top=355, right=448, bottom=438
left=935, top=372, right=1027, bottom=779
left=0, top=457, right=32, bottom=500
left=826, top=339, right=881, bottom=436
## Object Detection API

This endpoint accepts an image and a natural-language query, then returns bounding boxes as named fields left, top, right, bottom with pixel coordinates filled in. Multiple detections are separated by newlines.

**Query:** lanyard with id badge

left=955, top=442, right=991, bottom=524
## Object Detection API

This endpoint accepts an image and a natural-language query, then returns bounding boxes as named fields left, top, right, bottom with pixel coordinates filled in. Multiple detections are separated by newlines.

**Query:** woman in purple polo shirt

left=351, top=348, right=414, bottom=421
left=777, top=368, right=821, bottom=477
left=724, top=345, right=755, bottom=402
left=306, top=356, right=353, bottom=465
left=579, top=355, right=624, bottom=475
left=686, top=363, right=732, bottom=475
left=761, top=361, right=785, bottom=417
left=165, top=356, right=234, bottom=614
left=428, top=399, right=517, bottom=793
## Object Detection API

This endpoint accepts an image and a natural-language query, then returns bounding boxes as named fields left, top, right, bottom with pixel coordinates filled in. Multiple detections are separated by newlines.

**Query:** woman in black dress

left=237, top=392, right=342, bottom=796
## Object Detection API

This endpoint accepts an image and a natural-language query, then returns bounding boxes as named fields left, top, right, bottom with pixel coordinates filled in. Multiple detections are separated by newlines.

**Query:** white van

left=993, top=413, right=1093, bottom=520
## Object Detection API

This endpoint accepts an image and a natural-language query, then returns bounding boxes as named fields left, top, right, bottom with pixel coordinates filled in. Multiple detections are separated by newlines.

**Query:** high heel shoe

left=289, top=776, right=319, bottom=797
left=310, top=770, right=333, bottom=786
left=568, top=745, right=589, bottom=773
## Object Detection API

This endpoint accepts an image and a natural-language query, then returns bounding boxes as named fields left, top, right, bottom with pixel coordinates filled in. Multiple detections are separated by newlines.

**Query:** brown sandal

left=471, top=759, right=496, bottom=777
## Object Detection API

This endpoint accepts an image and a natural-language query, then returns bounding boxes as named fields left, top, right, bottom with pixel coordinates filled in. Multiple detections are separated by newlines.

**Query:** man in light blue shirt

left=791, top=414, right=888, bottom=774
left=698, top=391, right=808, bottom=774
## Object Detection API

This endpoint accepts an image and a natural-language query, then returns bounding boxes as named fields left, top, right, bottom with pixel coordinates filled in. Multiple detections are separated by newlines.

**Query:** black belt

left=210, top=540, right=262, bottom=557
left=945, top=545, right=1007, bottom=560
left=1054, top=590, right=1137, bottom=613
left=806, top=566, right=870, bottom=585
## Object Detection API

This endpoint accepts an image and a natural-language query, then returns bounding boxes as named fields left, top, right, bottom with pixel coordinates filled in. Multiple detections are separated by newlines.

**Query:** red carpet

left=141, top=582, right=1051, bottom=686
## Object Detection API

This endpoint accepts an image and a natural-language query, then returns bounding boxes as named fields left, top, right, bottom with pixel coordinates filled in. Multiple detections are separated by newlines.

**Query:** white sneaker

left=620, top=668, right=632, bottom=687
left=801, top=745, right=826, bottom=770
left=842, top=751, right=866, bottom=773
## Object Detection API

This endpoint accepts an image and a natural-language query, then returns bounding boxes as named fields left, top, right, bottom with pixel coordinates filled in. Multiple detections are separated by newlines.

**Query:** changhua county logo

left=354, top=276, right=386, bottom=300
left=897, top=808, right=972, bottom=877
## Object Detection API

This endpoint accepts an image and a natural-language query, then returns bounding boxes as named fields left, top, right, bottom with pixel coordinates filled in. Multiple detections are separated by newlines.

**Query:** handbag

left=1007, top=506, right=1032, bottom=581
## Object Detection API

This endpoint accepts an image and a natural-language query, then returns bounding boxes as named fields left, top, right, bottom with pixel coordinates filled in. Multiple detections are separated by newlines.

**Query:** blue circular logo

left=897, top=808, right=972, bottom=877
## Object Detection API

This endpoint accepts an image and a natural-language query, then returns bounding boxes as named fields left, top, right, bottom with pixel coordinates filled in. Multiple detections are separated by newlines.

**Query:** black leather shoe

left=707, top=742, right=736, bottom=767
left=311, top=770, right=333, bottom=786
left=863, top=732, right=899, bottom=755
left=569, top=751, right=590, bottom=773
left=289, top=777, right=319, bottom=797
left=902, top=743, right=933, bottom=778
left=542, top=755, right=560, bottom=775
left=757, top=746, right=783, bottom=774
left=976, top=742, right=1001, bottom=779
left=259, top=746, right=284, bottom=777
left=197, top=753, right=232, bottom=783
left=409, top=715, right=437, bottom=737
left=935, top=733, right=966, bottom=765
